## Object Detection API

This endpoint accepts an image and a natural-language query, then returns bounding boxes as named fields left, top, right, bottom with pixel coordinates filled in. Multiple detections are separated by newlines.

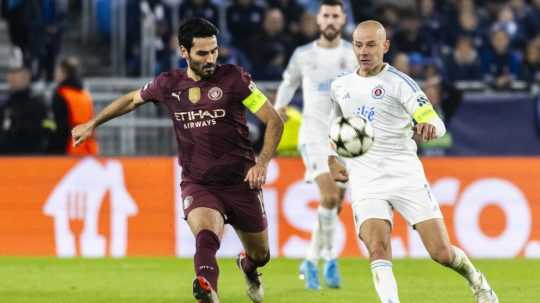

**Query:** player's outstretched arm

left=244, top=101, right=284, bottom=189
left=72, top=89, right=146, bottom=147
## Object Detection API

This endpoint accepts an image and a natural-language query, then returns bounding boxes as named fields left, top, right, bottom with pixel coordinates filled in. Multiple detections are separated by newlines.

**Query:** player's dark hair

left=320, top=0, right=344, bottom=9
left=177, top=18, right=219, bottom=52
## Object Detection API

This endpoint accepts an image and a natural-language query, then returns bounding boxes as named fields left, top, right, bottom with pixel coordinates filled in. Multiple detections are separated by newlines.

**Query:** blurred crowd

left=0, top=50, right=98, bottom=155
left=1, top=0, right=540, bottom=156
left=1, top=0, right=539, bottom=88
left=116, top=0, right=540, bottom=90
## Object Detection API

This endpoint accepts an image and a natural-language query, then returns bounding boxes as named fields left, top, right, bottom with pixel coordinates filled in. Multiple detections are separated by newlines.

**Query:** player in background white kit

left=329, top=21, right=499, bottom=303
left=274, top=0, right=357, bottom=290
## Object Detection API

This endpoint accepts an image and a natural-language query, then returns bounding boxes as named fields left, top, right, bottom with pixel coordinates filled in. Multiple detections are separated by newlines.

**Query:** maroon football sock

left=194, top=229, right=220, bottom=291
left=241, top=254, right=257, bottom=274
left=241, top=252, right=270, bottom=274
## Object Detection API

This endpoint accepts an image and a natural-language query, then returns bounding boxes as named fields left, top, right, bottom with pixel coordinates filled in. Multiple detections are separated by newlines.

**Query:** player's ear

left=383, top=40, right=390, bottom=54
left=179, top=45, right=189, bottom=59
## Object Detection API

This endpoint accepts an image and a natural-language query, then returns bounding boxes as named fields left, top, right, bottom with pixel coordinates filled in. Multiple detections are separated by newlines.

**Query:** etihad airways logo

left=174, top=109, right=226, bottom=129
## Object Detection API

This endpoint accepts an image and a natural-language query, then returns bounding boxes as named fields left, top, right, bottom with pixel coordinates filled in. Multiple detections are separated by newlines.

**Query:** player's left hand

left=244, top=162, right=268, bottom=189
left=414, top=123, right=437, bottom=141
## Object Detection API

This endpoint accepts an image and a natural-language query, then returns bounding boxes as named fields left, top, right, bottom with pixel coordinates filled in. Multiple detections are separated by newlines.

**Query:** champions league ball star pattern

left=329, top=116, right=374, bottom=158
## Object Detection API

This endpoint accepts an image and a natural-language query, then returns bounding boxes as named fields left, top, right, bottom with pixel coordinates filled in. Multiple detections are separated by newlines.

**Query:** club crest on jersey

left=371, top=85, right=385, bottom=99
left=188, top=87, right=201, bottom=104
left=208, top=87, right=223, bottom=101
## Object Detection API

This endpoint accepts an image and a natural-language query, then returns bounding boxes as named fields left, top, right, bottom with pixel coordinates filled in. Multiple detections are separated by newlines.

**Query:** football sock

left=449, top=246, right=488, bottom=289
left=371, top=260, right=400, bottom=303
left=318, top=206, right=338, bottom=260
left=241, top=252, right=270, bottom=274
left=306, top=213, right=322, bottom=264
left=194, top=229, right=220, bottom=291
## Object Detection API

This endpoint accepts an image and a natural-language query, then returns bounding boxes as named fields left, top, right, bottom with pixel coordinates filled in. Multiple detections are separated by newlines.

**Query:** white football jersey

left=275, top=39, right=357, bottom=145
left=330, top=63, right=446, bottom=160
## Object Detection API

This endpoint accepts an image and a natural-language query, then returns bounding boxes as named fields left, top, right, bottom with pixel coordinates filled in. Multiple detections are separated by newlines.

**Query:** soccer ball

left=329, top=116, right=374, bottom=158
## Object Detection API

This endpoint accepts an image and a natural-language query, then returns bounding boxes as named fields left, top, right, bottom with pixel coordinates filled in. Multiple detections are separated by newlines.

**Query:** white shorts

left=351, top=180, right=443, bottom=234
left=299, top=143, right=332, bottom=182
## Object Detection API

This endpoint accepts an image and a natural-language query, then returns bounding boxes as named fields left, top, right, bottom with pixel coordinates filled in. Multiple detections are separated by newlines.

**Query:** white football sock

left=371, top=260, right=400, bottom=303
left=450, top=246, right=490, bottom=290
left=306, top=214, right=322, bottom=264
left=318, top=206, right=338, bottom=261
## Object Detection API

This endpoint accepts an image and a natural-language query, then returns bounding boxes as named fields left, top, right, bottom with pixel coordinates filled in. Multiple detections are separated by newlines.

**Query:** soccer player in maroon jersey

left=72, top=18, right=284, bottom=303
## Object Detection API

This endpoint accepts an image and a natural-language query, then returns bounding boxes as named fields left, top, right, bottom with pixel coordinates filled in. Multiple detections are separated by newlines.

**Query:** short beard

left=187, top=57, right=215, bottom=80
left=321, top=27, right=341, bottom=42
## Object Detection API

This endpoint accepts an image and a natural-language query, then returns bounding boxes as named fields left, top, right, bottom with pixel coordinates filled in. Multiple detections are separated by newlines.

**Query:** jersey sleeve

left=234, top=66, right=268, bottom=113
left=398, top=79, right=446, bottom=138
left=328, top=81, right=344, bottom=156
left=140, top=73, right=169, bottom=103
left=274, top=49, right=302, bottom=109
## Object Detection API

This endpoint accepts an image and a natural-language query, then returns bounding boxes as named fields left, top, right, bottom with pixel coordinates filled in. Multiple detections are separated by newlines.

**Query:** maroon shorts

left=181, top=182, right=267, bottom=233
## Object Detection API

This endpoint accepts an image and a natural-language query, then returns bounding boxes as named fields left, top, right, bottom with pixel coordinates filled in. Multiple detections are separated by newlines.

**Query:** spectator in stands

left=267, top=0, right=305, bottom=36
left=492, top=4, right=527, bottom=49
left=445, top=11, right=485, bottom=51
left=179, top=0, right=219, bottom=28
left=444, top=36, right=483, bottom=82
left=392, top=52, right=411, bottom=74
left=523, top=36, right=540, bottom=86
left=126, top=0, right=172, bottom=76
left=392, top=10, right=433, bottom=57
left=1, top=0, right=44, bottom=78
left=293, top=12, right=318, bottom=46
left=409, top=52, right=426, bottom=79
left=376, top=4, right=400, bottom=62
left=481, top=28, right=523, bottom=90
left=226, top=0, right=265, bottom=53
left=217, top=42, right=253, bottom=73
left=48, top=57, right=98, bottom=155
left=0, top=63, right=49, bottom=154
left=524, top=0, right=540, bottom=39
left=350, top=0, right=376, bottom=23
left=418, top=0, right=444, bottom=48
left=248, top=8, right=294, bottom=80
left=39, top=0, right=68, bottom=82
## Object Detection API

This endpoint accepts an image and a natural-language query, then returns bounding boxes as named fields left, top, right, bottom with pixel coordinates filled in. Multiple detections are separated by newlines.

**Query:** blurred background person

left=39, top=0, right=68, bottom=82
left=444, top=36, right=483, bottom=82
left=48, top=57, right=98, bottom=155
left=481, top=27, right=523, bottom=90
left=0, top=51, right=49, bottom=154
left=267, top=0, right=305, bottom=36
left=179, top=0, right=219, bottom=28
left=523, top=35, right=540, bottom=86
left=226, top=0, right=265, bottom=54
left=248, top=8, right=294, bottom=80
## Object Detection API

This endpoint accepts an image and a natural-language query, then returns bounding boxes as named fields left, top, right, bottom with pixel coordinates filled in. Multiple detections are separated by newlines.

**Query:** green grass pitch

left=0, top=257, right=538, bottom=302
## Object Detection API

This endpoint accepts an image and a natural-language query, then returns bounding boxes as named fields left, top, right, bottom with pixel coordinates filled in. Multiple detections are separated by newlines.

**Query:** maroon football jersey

left=140, top=64, right=259, bottom=185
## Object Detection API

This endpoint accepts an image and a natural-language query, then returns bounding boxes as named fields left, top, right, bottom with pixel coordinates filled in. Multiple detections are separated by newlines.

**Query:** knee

left=429, top=246, right=453, bottom=266
left=320, top=193, right=340, bottom=209
left=366, top=240, right=391, bottom=260
left=249, top=250, right=270, bottom=267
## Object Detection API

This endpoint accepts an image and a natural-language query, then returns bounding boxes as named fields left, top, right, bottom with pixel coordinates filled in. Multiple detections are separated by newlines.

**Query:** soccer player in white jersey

left=274, top=0, right=357, bottom=290
left=329, top=21, right=499, bottom=303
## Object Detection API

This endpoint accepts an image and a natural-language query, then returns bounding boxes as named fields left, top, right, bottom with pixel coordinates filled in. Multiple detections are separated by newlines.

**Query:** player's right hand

left=329, top=157, right=349, bottom=182
left=71, top=121, right=95, bottom=147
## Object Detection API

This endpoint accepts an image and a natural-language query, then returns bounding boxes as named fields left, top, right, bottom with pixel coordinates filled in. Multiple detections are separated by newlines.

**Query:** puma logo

left=171, top=92, right=181, bottom=101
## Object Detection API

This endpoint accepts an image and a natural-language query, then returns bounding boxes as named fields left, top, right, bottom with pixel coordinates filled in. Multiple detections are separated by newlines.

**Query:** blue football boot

left=299, top=260, right=320, bottom=290
left=323, top=259, right=341, bottom=288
